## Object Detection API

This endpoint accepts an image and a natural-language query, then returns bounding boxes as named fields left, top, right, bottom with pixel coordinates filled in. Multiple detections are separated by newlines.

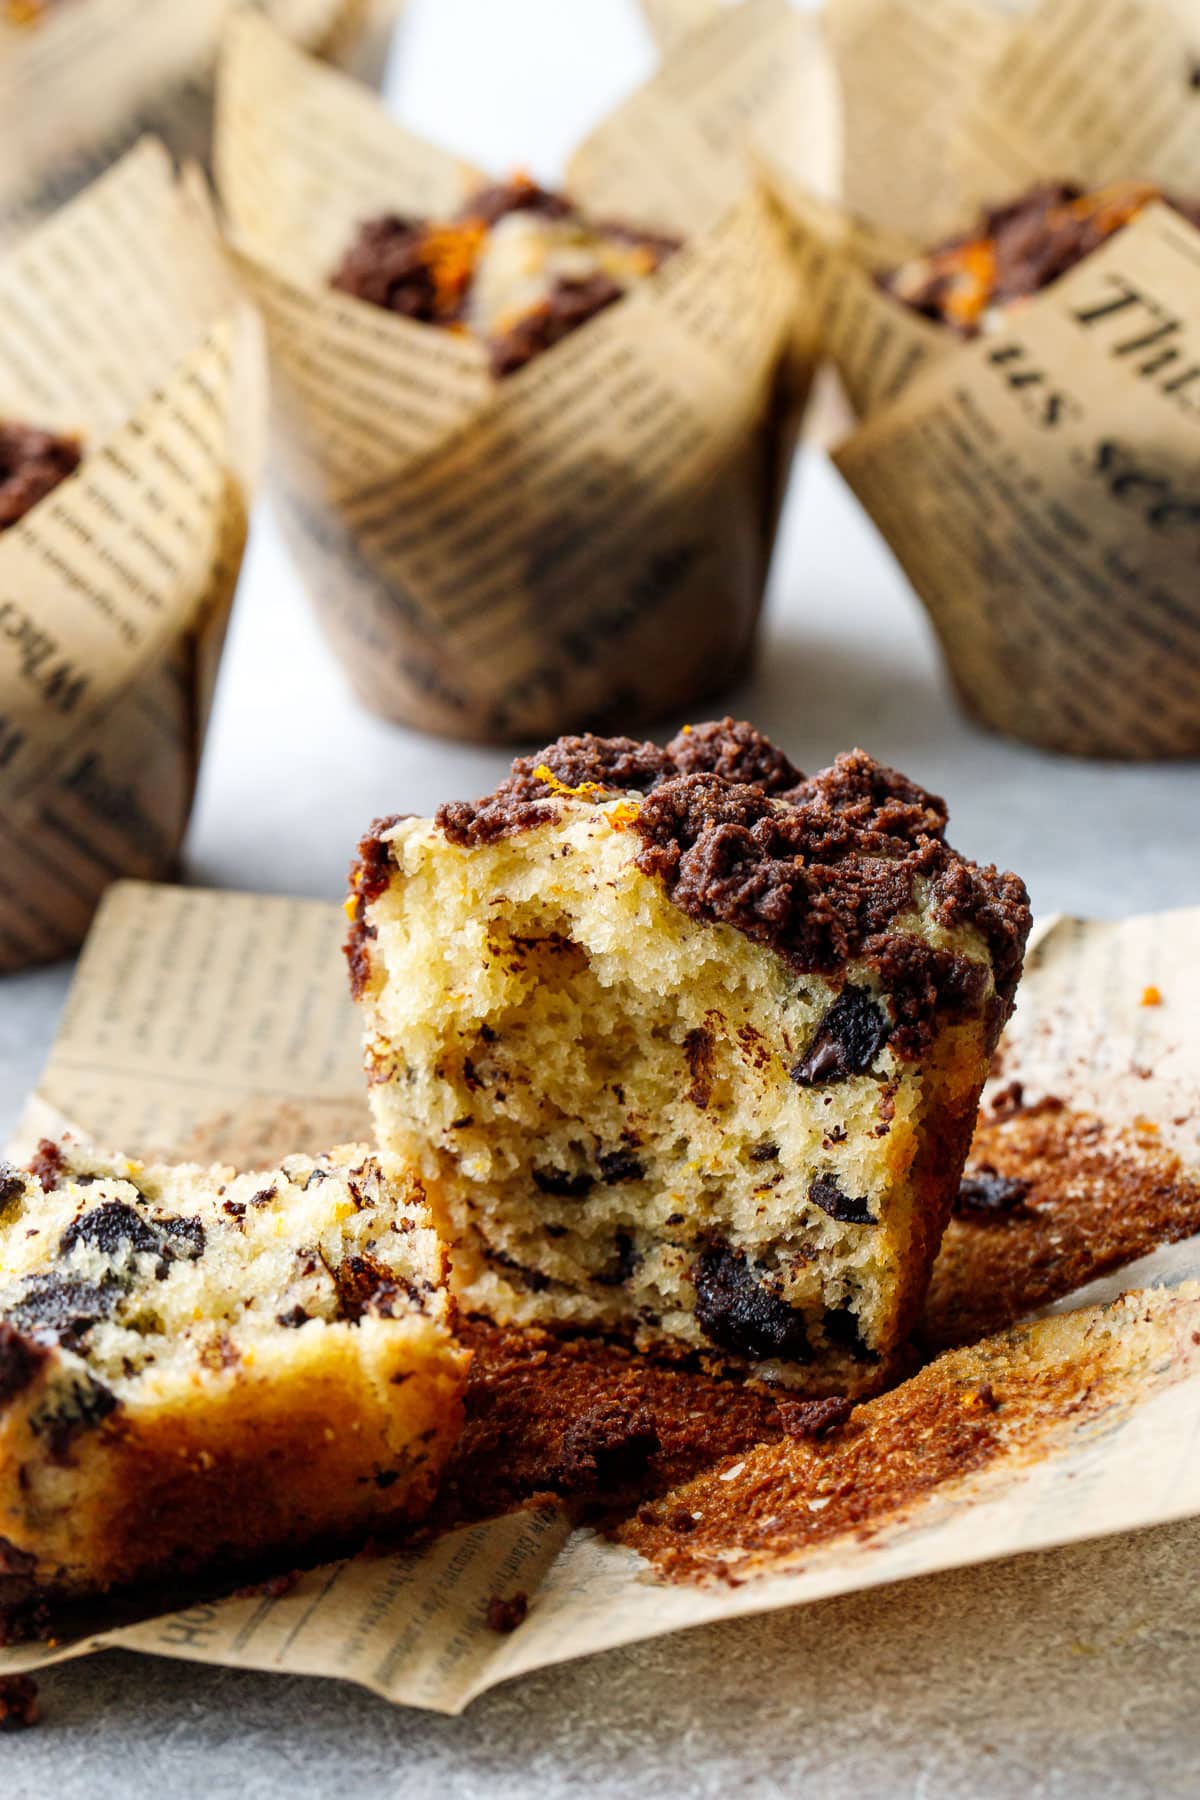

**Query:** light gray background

left=3, top=1, right=1199, bottom=1791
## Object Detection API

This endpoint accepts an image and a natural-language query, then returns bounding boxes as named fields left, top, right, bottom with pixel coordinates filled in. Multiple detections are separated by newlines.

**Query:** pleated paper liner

left=0, top=140, right=267, bottom=974
left=753, top=0, right=1200, bottom=759
left=3, top=882, right=1200, bottom=1712
left=214, top=2, right=822, bottom=743
left=0, top=0, right=399, bottom=245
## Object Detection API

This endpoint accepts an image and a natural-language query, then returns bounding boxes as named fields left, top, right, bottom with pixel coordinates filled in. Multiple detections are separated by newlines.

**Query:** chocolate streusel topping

left=883, top=180, right=1200, bottom=335
left=363, top=720, right=1028, bottom=1055
left=0, top=421, right=81, bottom=531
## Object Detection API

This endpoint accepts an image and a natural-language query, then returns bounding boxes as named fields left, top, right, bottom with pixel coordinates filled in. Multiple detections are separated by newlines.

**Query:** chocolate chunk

left=0, top=1171, right=23, bottom=1218
left=822, top=1303, right=878, bottom=1363
left=595, top=1231, right=639, bottom=1287
left=30, top=1373, right=118, bottom=1460
left=683, top=1026, right=716, bottom=1108
left=777, top=1394, right=852, bottom=1440
left=692, top=1244, right=811, bottom=1363
left=554, top=1400, right=660, bottom=1493
left=59, top=1202, right=204, bottom=1277
left=955, top=1168, right=1032, bottom=1217
left=0, top=1674, right=39, bottom=1732
left=276, top=1306, right=310, bottom=1329
left=749, top=1142, right=779, bottom=1162
left=0, top=1323, right=50, bottom=1406
left=5, top=1272, right=120, bottom=1348
left=333, top=1253, right=407, bottom=1322
left=484, top=1590, right=529, bottom=1633
left=532, top=1168, right=594, bottom=1198
left=597, top=1149, right=645, bottom=1184
left=0, top=1538, right=36, bottom=1578
left=792, top=986, right=890, bottom=1086
left=808, top=1175, right=875, bottom=1226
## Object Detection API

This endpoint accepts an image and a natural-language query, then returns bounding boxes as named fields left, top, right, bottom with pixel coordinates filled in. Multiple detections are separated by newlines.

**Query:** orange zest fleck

left=940, top=239, right=997, bottom=329
left=422, top=221, right=487, bottom=318
left=1140, top=984, right=1163, bottom=1007
left=532, top=763, right=603, bottom=800
left=607, top=799, right=642, bottom=828
left=343, top=895, right=359, bottom=921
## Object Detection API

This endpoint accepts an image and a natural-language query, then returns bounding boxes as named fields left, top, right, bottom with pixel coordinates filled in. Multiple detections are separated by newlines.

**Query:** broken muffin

left=881, top=180, right=1200, bottom=336
left=0, top=1143, right=466, bottom=1623
left=348, top=720, right=1031, bottom=1394
left=331, top=173, right=679, bottom=376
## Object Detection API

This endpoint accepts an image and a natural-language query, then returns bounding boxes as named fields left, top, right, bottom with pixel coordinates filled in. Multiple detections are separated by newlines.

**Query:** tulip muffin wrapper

left=0, top=140, right=267, bottom=972
left=215, top=1, right=821, bottom=742
left=0, top=0, right=398, bottom=245
left=2, top=881, right=1200, bottom=1713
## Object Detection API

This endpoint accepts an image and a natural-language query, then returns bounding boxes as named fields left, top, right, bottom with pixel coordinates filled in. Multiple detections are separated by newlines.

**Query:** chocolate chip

left=0, top=1171, right=23, bottom=1218
left=333, top=1253, right=407, bottom=1322
left=0, top=1323, right=49, bottom=1406
left=5, top=1272, right=120, bottom=1348
left=597, top=1150, right=646, bottom=1184
left=223, top=1199, right=247, bottom=1219
left=822, top=1303, right=878, bottom=1362
left=532, top=1168, right=594, bottom=1198
left=684, top=1027, right=716, bottom=1108
left=791, top=986, right=890, bottom=1086
left=59, top=1203, right=204, bottom=1278
left=276, top=1306, right=310, bottom=1329
left=749, top=1142, right=779, bottom=1162
left=595, top=1231, right=639, bottom=1287
left=808, top=1175, right=875, bottom=1225
left=777, top=1394, right=852, bottom=1439
left=30, top=1373, right=118, bottom=1460
left=692, top=1243, right=811, bottom=1363
left=955, top=1168, right=1032, bottom=1216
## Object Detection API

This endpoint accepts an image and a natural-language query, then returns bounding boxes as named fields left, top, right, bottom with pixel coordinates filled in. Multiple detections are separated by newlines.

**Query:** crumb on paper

left=485, top=1591, right=528, bottom=1633
left=0, top=1674, right=39, bottom=1731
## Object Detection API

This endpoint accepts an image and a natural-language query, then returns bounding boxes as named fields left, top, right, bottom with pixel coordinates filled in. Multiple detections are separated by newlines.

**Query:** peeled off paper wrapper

left=0, top=141, right=267, bottom=973
left=0, top=0, right=399, bottom=245
left=214, top=2, right=821, bottom=742
left=3, top=881, right=1200, bottom=1712
left=763, top=0, right=1200, bottom=759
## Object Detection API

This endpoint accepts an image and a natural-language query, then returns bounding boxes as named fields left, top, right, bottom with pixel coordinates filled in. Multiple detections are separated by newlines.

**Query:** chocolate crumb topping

left=484, top=1590, right=529, bottom=1633
left=955, top=1167, right=1032, bottom=1218
left=0, top=422, right=81, bottom=533
left=692, top=1243, right=811, bottom=1364
left=352, top=722, right=1030, bottom=1056
left=777, top=1394, right=852, bottom=1440
left=0, top=1673, right=39, bottom=1732
left=27, top=1140, right=66, bottom=1193
left=553, top=1399, right=660, bottom=1494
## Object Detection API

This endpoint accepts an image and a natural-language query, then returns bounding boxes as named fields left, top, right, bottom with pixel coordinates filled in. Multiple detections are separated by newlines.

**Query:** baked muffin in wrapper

left=764, top=0, right=1200, bottom=759
left=0, top=140, right=266, bottom=972
left=215, top=5, right=818, bottom=743
left=0, top=0, right=399, bottom=245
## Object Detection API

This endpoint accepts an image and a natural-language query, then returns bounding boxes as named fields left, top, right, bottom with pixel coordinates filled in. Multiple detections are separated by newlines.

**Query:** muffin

left=0, top=1142, right=467, bottom=1626
left=332, top=174, right=680, bottom=377
left=348, top=720, right=1031, bottom=1394
left=881, top=180, right=1200, bottom=335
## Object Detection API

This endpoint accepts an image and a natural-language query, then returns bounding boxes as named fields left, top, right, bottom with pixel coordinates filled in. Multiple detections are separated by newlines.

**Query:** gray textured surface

left=8, top=1518, right=1200, bottom=1797
left=3, top=1, right=1200, bottom=1790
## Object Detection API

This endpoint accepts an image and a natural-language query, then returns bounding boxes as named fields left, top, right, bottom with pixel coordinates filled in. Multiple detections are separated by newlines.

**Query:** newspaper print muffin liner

left=647, top=0, right=1200, bottom=760
left=2, top=880, right=1200, bottom=1714
left=0, top=140, right=267, bottom=973
left=0, top=0, right=399, bottom=244
left=214, top=2, right=821, bottom=742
